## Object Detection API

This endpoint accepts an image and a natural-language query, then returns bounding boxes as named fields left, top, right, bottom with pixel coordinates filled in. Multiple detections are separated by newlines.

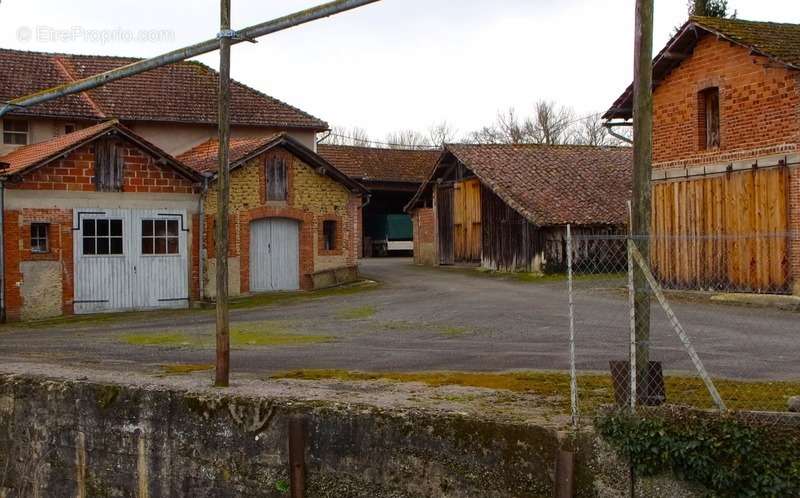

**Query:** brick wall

left=411, top=207, right=435, bottom=266
left=653, top=35, right=800, bottom=168
left=203, top=146, right=359, bottom=294
left=6, top=140, right=197, bottom=193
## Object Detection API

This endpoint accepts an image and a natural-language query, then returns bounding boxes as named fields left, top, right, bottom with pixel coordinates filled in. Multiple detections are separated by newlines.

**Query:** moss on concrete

left=159, top=364, right=214, bottom=376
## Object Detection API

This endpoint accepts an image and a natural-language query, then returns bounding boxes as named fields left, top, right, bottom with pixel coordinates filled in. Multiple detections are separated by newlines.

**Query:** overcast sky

left=1, top=1, right=799, bottom=140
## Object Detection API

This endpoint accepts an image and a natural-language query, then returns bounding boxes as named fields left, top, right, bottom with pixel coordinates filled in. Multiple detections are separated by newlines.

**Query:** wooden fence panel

left=651, top=167, right=790, bottom=293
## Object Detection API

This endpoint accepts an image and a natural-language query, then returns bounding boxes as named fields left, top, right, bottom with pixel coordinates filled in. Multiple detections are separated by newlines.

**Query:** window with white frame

left=141, top=219, right=179, bottom=255
left=31, top=223, right=49, bottom=253
left=82, top=219, right=123, bottom=256
left=2, top=119, right=29, bottom=145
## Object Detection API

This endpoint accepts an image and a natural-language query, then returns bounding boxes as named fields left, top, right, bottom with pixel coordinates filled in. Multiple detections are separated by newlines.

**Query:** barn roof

left=0, top=119, right=199, bottom=181
left=0, top=48, right=328, bottom=130
left=605, top=16, right=800, bottom=120
left=407, top=143, right=633, bottom=227
left=178, top=134, right=369, bottom=194
left=317, top=144, right=441, bottom=185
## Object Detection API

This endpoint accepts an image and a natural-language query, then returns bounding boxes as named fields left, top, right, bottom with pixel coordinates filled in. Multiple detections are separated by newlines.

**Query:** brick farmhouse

left=406, top=144, right=632, bottom=272
left=0, top=49, right=366, bottom=321
left=604, top=16, right=800, bottom=295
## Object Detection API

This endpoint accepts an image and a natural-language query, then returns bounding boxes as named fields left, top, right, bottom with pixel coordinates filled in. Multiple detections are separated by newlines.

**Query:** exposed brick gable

left=5, top=140, right=197, bottom=193
left=653, top=35, right=800, bottom=166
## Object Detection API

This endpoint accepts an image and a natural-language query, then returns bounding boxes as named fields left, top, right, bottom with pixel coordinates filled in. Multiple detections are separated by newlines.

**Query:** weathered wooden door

left=73, top=208, right=189, bottom=314
left=134, top=210, right=190, bottom=309
left=437, top=185, right=455, bottom=265
left=249, top=218, right=300, bottom=291
left=453, top=178, right=482, bottom=262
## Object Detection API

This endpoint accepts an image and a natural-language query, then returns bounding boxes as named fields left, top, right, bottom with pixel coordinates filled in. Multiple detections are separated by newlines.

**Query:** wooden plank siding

left=453, top=178, right=482, bottom=263
left=480, top=184, right=539, bottom=272
left=437, top=185, right=455, bottom=265
left=650, top=167, right=791, bottom=293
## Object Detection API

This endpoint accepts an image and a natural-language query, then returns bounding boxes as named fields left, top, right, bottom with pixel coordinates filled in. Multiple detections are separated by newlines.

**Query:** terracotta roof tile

left=441, top=144, right=633, bottom=226
left=0, top=48, right=327, bottom=130
left=0, top=120, right=118, bottom=175
left=317, top=145, right=440, bottom=184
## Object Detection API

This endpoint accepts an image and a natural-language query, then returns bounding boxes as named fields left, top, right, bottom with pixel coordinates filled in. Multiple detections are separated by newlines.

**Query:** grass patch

left=336, top=305, right=377, bottom=320
left=270, top=369, right=800, bottom=414
left=230, top=280, right=379, bottom=310
left=122, top=321, right=332, bottom=349
left=160, top=363, right=214, bottom=375
left=436, top=325, right=469, bottom=336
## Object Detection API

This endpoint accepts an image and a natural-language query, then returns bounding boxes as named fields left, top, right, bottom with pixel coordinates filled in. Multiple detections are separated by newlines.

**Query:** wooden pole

left=632, top=0, right=654, bottom=402
left=215, top=0, right=232, bottom=387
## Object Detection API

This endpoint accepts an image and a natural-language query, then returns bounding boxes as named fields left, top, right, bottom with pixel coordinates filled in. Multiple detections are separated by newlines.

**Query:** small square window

left=31, top=223, right=49, bottom=253
left=141, top=219, right=179, bottom=255
left=82, top=218, right=124, bottom=256
left=323, top=220, right=336, bottom=251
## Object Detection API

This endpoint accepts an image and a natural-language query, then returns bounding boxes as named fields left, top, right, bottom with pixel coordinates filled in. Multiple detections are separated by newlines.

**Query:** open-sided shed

left=406, top=143, right=633, bottom=272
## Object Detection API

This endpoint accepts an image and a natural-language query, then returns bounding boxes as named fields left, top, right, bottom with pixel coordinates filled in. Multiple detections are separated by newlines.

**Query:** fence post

left=627, top=238, right=637, bottom=411
left=566, top=225, right=579, bottom=427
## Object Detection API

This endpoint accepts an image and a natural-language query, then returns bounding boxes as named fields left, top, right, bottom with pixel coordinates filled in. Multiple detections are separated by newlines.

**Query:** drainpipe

left=603, top=121, right=633, bottom=145
left=198, top=175, right=210, bottom=303
left=0, top=179, right=5, bottom=322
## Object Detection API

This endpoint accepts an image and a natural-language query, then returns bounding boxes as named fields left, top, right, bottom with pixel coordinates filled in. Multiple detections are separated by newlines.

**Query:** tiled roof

left=411, top=144, right=633, bottom=226
left=317, top=145, right=441, bottom=184
left=605, top=16, right=800, bottom=120
left=0, top=48, right=328, bottom=130
left=0, top=120, right=118, bottom=175
left=178, top=134, right=369, bottom=194
left=0, top=119, right=199, bottom=180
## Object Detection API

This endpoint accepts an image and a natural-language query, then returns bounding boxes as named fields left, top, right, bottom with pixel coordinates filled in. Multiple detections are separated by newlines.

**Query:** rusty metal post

left=289, top=418, right=306, bottom=498
left=215, top=0, right=232, bottom=387
left=0, top=0, right=381, bottom=120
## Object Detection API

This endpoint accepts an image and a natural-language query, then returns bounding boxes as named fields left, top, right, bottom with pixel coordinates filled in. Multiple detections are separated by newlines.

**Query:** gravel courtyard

left=0, top=258, right=796, bottom=380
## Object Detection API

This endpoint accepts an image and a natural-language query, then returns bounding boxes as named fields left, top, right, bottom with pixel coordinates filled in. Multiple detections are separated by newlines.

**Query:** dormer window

left=699, top=87, right=720, bottom=150
left=2, top=119, right=29, bottom=145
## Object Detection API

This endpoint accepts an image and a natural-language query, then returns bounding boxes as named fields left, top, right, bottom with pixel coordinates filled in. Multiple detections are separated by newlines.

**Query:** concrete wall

left=0, top=374, right=565, bottom=498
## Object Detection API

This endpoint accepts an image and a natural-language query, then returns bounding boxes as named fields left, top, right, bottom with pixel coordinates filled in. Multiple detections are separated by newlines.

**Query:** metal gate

left=249, top=218, right=300, bottom=292
left=73, top=209, right=189, bottom=314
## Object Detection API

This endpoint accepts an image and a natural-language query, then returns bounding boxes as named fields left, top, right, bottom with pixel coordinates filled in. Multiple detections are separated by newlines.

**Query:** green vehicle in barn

left=364, top=213, right=413, bottom=256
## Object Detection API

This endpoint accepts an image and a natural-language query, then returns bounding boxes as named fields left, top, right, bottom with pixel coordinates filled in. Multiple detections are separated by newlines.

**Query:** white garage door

left=249, top=218, right=300, bottom=292
left=73, top=209, right=189, bottom=314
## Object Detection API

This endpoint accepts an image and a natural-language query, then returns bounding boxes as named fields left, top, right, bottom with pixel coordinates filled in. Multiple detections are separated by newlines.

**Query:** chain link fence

left=565, top=228, right=799, bottom=427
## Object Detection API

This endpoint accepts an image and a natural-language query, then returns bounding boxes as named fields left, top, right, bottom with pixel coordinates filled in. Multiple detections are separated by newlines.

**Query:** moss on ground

left=270, top=370, right=800, bottom=414
left=122, top=321, right=332, bottom=349
left=160, top=363, right=214, bottom=375
left=336, top=306, right=377, bottom=320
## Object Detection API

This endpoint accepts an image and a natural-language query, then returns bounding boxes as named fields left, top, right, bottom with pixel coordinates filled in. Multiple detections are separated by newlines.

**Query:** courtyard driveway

left=0, top=258, right=796, bottom=380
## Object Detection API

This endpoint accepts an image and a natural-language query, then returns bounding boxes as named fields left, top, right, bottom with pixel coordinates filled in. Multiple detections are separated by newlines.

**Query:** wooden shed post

left=631, top=0, right=654, bottom=401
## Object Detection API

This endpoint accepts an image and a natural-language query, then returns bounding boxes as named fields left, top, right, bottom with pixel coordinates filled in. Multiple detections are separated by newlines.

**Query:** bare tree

left=319, top=126, right=372, bottom=146
left=427, top=121, right=458, bottom=146
left=463, top=125, right=504, bottom=144
left=384, top=129, right=431, bottom=149
left=530, top=100, right=575, bottom=145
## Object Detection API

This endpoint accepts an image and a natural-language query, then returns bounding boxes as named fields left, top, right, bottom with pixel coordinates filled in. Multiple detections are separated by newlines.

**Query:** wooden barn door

left=453, top=178, right=482, bottom=262
left=651, top=167, right=790, bottom=293
left=437, top=185, right=455, bottom=265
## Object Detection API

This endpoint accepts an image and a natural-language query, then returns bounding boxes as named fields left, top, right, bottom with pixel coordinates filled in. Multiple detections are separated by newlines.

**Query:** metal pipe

left=0, top=0, right=381, bottom=119
left=603, top=121, right=633, bottom=145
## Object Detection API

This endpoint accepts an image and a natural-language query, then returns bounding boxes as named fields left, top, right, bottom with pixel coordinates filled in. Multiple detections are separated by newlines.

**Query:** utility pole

left=632, top=0, right=654, bottom=403
left=215, top=0, right=232, bottom=387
